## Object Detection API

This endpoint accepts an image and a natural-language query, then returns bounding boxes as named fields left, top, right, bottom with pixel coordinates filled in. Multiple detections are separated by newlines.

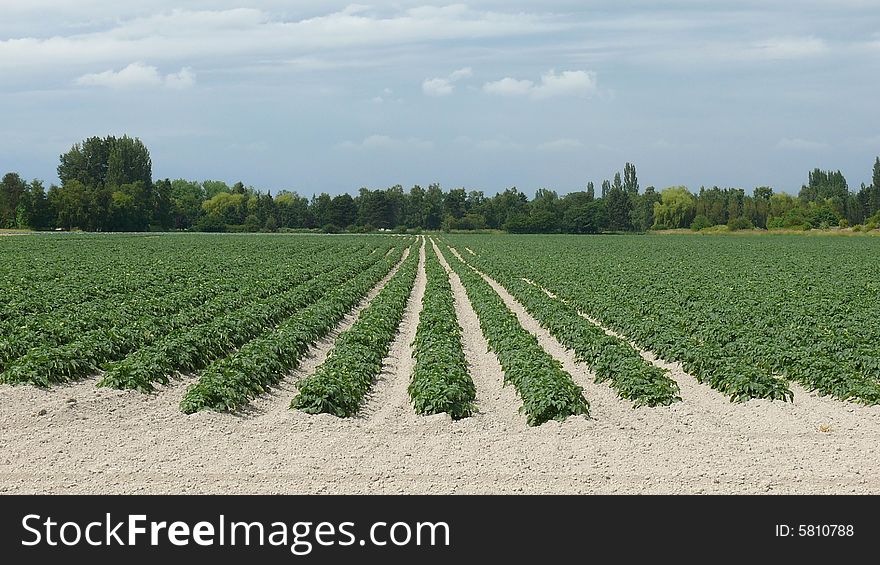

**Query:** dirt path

left=360, top=237, right=426, bottom=425
left=433, top=239, right=524, bottom=429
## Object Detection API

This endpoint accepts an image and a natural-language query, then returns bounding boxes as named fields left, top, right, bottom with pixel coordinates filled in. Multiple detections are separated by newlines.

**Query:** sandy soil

left=1, top=241, right=880, bottom=494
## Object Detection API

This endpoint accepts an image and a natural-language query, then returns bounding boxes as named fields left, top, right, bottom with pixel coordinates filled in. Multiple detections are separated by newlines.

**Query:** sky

left=1, top=1, right=878, bottom=197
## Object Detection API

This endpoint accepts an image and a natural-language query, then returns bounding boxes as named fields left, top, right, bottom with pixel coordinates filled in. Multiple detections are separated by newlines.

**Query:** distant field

left=2, top=232, right=879, bottom=494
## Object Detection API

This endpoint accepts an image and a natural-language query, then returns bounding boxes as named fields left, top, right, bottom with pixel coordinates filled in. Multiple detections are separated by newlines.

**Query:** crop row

left=441, top=244, right=589, bottom=425
left=452, top=236, right=794, bottom=403
left=0, top=242, right=347, bottom=372
left=100, top=244, right=400, bottom=392
left=290, top=241, right=421, bottom=417
left=0, top=241, right=393, bottom=388
left=407, top=241, right=476, bottom=419
left=181, top=243, right=414, bottom=413
left=478, top=267, right=681, bottom=408
left=0, top=236, right=333, bottom=324
left=446, top=235, right=880, bottom=404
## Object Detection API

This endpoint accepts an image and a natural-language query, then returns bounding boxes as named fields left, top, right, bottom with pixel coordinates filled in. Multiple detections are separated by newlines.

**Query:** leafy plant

left=408, top=242, right=476, bottom=419
left=290, top=242, right=420, bottom=417
left=440, top=241, right=589, bottom=425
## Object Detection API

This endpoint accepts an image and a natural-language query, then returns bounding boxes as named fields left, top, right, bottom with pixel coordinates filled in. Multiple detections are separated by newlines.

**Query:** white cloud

left=537, top=138, right=584, bottom=151
left=165, top=67, right=195, bottom=89
left=339, top=134, right=433, bottom=150
left=422, top=66, right=474, bottom=97
left=483, top=70, right=597, bottom=99
left=448, top=67, right=473, bottom=81
left=483, top=77, right=534, bottom=96
left=75, top=62, right=162, bottom=88
left=75, top=62, right=195, bottom=89
left=0, top=7, right=559, bottom=75
left=422, top=77, right=454, bottom=97
left=532, top=70, right=597, bottom=99
left=775, top=137, right=829, bottom=150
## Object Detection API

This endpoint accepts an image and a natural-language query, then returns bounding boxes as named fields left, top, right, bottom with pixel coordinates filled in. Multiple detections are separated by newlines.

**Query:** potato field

left=2, top=232, right=879, bottom=494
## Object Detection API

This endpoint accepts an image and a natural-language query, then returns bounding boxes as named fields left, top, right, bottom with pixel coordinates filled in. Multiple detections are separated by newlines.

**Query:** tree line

left=2, top=135, right=879, bottom=233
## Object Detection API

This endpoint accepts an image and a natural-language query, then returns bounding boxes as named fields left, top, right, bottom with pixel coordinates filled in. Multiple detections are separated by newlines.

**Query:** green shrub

left=727, top=216, right=754, bottom=231
left=690, top=214, right=713, bottom=231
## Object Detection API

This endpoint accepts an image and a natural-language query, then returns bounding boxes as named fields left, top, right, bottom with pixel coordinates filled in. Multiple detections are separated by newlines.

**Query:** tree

left=385, top=185, right=406, bottom=227
left=169, top=179, right=205, bottom=229
left=58, top=135, right=151, bottom=189
left=623, top=162, right=639, bottom=195
left=754, top=186, right=773, bottom=200
left=424, top=184, right=444, bottom=229
left=275, top=191, right=310, bottom=228
left=443, top=188, right=467, bottom=220
left=329, top=193, right=357, bottom=228
left=357, top=188, right=393, bottom=228
left=605, top=180, right=632, bottom=231
left=726, top=188, right=745, bottom=220
left=630, top=185, right=660, bottom=231
left=586, top=181, right=595, bottom=201
left=493, top=187, right=528, bottom=231
left=563, top=200, right=607, bottom=233
left=404, top=185, right=425, bottom=228
left=105, top=136, right=152, bottom=189
left=799, top=169, right=847, bottom=203
left=529, top=188, right=560, bottom=233
left=107, top=183, right=151, bottom=231
left=203, top=192, right=246, bottom=225
left=311, top=193, right=333, bottom=226
left=55, top=135, right=154, bottom=231
left=48, top=180, right=90, bottom=230
left=0, top=172, right=27, bottom=228
left=652, top=186, right=695, bottom=229
left=57, top=136, right=111, bottom=188
left=20, top=180, right=52, bottom=229
left=203, top=180, right=231, bottom=199
left=873, top=157, right=880, bottom=190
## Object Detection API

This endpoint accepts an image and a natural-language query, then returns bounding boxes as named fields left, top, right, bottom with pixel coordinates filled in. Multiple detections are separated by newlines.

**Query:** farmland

left=1, top=232, right=880, bottom=494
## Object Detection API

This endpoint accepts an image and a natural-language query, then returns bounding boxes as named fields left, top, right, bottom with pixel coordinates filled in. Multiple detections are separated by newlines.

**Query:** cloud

left=339, top=134, right=433, bottom=151
left=0, top=7, right=559, bottom=75
left=75, top=62, right=195, bottom=89
left=483, top=70, right=597, bottom=99
left=165, top=67, right=195, bottom=89
left=775, top=137, right=830, bottom=150
left=537, top=138, right=584, bottom=151
left=532, top=70, right=597, bottom=98
left=448, top=67, right=473, bottom=81
left=483, top=77, right=534, bottom=96
left=422, top=66, right=473, bottom=97
left=75, top=62, right=162, bottom=88
left=422, top=77, right=454, bottom=97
